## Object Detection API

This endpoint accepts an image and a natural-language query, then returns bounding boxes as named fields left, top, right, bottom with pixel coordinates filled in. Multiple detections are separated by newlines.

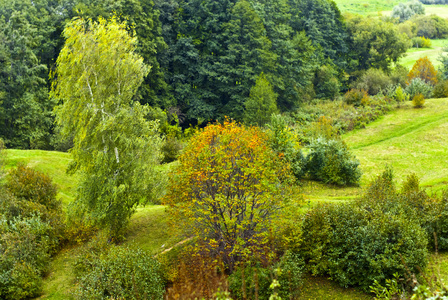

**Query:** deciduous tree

left=165, top=120, right=291, bottom=269
left=52, top=16, right=163, bottom=237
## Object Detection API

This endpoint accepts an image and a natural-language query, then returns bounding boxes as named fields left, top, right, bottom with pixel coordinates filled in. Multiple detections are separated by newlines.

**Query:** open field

left=333, top=0, right=401, bottom=15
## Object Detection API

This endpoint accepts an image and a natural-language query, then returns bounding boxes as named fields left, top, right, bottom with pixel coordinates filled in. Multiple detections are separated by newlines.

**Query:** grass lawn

left=4, top=149, right=78, bottom=205
left=333, top=0, right=401, bottom=15
left=398, top=38, right=448, bottom=70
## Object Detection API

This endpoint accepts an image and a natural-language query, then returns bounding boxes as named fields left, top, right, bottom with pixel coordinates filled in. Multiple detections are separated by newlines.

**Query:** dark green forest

left=0, top=0, right=414, bottom=149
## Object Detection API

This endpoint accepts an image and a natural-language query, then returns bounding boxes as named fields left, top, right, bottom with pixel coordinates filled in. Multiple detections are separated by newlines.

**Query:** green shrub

left=74, top=246, right=164, bottom=300
left=3, top=165, right=64, bottom=252
left=300, top=201, right=428, bottom=291
left=411, top=36, right=432, bottom=48
left=228, top=252, right=304, bottom=300
left=161, top=136, right=183, bottom=163
left=405, top=78, right=433, bottom=99
left=390, top=65, right=409, bottom=88
left=432, top=80, right=448, bottom=98
left=343, top=88, right=368, bottom=106
left=352, top=68, right=393, bottom=95
left=313, top=64, right=340, bottom=100
left=305, top=137, right=361, bottom=186
left=412, top=93, right=425, bottom=108
left=267, top=114, right=305, bottom=179
left=0, top=215, right=54, bottom=300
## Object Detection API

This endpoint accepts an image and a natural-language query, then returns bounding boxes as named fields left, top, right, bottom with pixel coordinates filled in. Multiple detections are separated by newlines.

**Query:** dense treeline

left=0, top=0, right=412, bottom=149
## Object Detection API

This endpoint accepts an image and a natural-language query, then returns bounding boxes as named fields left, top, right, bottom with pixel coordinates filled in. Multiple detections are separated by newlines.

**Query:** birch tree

left=51, top=16, right=163, bottom=237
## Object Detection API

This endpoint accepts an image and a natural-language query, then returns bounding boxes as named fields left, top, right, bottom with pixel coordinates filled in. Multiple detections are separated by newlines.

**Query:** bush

left=74, top=246, right=164, bottom=300
left=352, top=68, right=393, bottom=95
left=305, top=137, right=361, bottom=186
left=165, top=120, right=292, bottom=269
left=300, top=200, right=428, bottom=291
left=405, top=77, right=433, bottom=98
left=412, top=93, right=425, bottom=108
left=408, top=56, right=438, bottom=85
left=0, top=215, right=54, bottom=299
left=411, top=36, right=432, bottom=48
left=266, top=114, right=306, bottom=179
left=432, top=80, right=448, bottom=98
left=390, top=65, right=410, bottom=87
left=228, top=251, right=305, bottom=300
left=161, top=136, right=183, bottom=163
left=313, top=64, right=340, bottom=100
left=343, top=89, right=368, bottom=106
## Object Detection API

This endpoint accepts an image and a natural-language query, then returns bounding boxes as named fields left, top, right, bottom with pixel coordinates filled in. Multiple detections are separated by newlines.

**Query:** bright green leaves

left=52, top=16, right=163, bottom=237
left=244, top=73, right=278, bottom=126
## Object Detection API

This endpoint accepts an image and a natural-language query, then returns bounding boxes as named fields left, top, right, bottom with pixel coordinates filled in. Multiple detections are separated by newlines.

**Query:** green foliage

left=391, top=1, right=425, bottom=23
left=300, top=176, right=429, bottom=291
left=343, top=89, right=368, bottom=106
left=394, top=85, right=410, bottom=106
left=161, top=136, right=183, bottom=164
left=433, top=80, right=448, bottom=98
left=412, top=14, right=448, bottom=39
left=346, top=15, right=410, bottom=71
left=405, top=78, right=434, bottom=98
left=305, top=137, right=362, bottom=186
left=352, top=68, right=393, bottom=95
left=411, top=36, right=432, bottom=48
left=229, top=264, right=272, bottom=300
left=0, top=214, right=56, bottom=299
left=244, top=73, right=279, bottom=126
left=52, top=16, right=164, bottom=237
left=313, top=64, right=341, bottom=100
left=266, top=114, right=305, bottom=179
left=73, top=246, right=164, bottom=299
left=413, top=93, right=426, bottom=108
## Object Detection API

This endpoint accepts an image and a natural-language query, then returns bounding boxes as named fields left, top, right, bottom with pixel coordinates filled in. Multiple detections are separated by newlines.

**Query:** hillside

left=1, top=98, right=440, bottom=299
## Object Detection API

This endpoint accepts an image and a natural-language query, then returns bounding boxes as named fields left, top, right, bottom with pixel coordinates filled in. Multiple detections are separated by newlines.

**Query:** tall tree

left=52, top=16, right=163, bottom=237
left=244, top=72, right=278, bottom=126
left=215, top=0, right=276, bottom=119
left=73, top=0, right=172, bottom=108
left=346, top=15, right=410, bottom=72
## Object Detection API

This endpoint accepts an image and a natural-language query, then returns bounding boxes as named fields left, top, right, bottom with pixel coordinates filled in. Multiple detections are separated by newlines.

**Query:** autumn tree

left=408, top=56, right=438, bottom=85
left=51, top=17, right=163, bottom=237
left=165, top=120, right=291, bottom=269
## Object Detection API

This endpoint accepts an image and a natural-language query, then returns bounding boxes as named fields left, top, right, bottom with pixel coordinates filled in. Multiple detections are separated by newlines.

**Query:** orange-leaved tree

left=164, top=120, right=291, bottom=270
left=408, top=56, right=438, bottom=85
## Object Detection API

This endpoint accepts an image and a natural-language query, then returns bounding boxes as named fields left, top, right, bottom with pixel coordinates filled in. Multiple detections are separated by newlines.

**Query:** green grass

left=4, top=149, right=78, bottom=205
left=333, top=0, right=401, bottom=15
left=302, top=98, right=448, bottom=201
left=398, top=38, right=448, bottom=70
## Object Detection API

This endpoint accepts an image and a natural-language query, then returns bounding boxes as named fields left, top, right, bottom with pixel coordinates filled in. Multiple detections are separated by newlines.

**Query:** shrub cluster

left=0, top=165, right=63, bottom=299
left=73, top=241, right=164, bottom=300
left=305, top=137, right=361, bottom=186
left=405, top=77, right=433, bottom=99
left=411, top=36, right=432, bottom=48
left=433, top=80, right=448, bottom=98
left=299, top=169, right=430, bottom=291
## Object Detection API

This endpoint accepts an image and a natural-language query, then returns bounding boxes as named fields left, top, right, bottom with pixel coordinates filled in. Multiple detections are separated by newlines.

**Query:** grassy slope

left=303, top=98, right=448, bottom=202
left=398, top=38, right=448, bottom=70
